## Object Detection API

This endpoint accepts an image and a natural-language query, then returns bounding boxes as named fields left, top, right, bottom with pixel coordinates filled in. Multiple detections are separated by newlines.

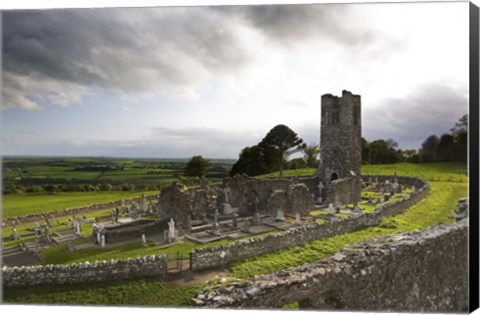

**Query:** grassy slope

left=2, top=163, right=468, bottom=306
left=2, top=191, right=158, bottom=219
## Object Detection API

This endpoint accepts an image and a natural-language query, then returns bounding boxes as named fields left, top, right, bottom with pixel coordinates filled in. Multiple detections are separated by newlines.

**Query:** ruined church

left=155, top=90, right=363, bottom=235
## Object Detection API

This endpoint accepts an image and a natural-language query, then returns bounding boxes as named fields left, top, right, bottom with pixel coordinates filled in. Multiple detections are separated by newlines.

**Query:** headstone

left=390, top=190, right=395, bottom=197
left=68, top=238, right=75, bottom=252
left=44, top=225, right=50, bottom=243
left=368, top=177, right=372, bottom=185
left=353, top=204, right=361, bottom=213
left=223, top=203, right=233, bottom=215
left=74, top=220, right=81, bottom=237
left=12, top=227, right=17, bottom=240
left=121, top=199, right=126, bottom=213
left=168, top=218, right=175, bottom=240
left=241, top=219, right=251, bottom=233
left=97, top=231, right=102, bottom=245
left=411, top=185, right=416, bottom=193
left=367, top=196, right=373, bottom=204
left=295, top=213, right=301, bottom=225
left=253, top=208, right=261, bottom=224
left=384, top=194, right=390, bottom=202
left=397, top=184, right=403, bottom=194
left=328, top=203, right=334, bottom=215
left=335, top=200, right=341, bottom=213
left=375, top=177, right=379, bottom=185
left=34, top=238, right=40, bottom=255
left=101, top=234, right=106, bottom=248
left=142, top=234, right=147, bottom=246
left=232, top=214, right=238, bottom=228
left=275, top=209, right=285, bottom=221
left=376, top=197, right=382, bottom=204
left=224, top=185, right=230, bottom=204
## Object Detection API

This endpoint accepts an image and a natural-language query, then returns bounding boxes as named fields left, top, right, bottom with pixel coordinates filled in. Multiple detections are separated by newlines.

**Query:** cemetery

left=1, top=91, right=469, bottom=312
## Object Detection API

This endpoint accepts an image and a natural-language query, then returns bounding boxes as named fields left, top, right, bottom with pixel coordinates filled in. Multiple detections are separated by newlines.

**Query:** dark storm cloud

left=363, top=84, right=468, bottom=150
left=218, top=4, right=376, bottom=47
left=2, top=4, right=387, bottom=110
left=2, top=7, right=251, bottom=109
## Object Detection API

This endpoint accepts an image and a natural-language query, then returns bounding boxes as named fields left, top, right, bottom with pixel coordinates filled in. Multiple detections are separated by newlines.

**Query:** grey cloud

left=363, top=84, right=468, bottom=150
left=2, top=7, right=252, bottom=109
left=218, top=4, right=378, bottom=47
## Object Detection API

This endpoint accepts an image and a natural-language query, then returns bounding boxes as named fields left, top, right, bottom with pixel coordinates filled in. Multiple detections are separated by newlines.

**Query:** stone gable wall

left=2, top=254, right=168, bottom=288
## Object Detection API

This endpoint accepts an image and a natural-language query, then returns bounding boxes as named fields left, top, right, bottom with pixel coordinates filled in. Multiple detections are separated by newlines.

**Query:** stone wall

left=331, top=177, right=361, bottom=205
left=223, top=176, right=317, bottom=215
left=190, top=175, right=428, bottom=271
left=2, top=254, right=168, bottom=288
left=105, top=219, right=168, bottom=243
left=2, top=195, right=158, bottom=228
left=195, top=219, right=468, bottom=312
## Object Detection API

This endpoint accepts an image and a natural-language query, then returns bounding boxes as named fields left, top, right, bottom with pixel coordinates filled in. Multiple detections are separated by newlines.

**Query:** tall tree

left=451, top=114, right=468, bottom=163
left=361, top=137, right=371, bottom=164
left=436, top=134, right=456, bottom=162
left=230, top=145, right=268, bottom=176
left=259, top=125, right=304, bottom=177
left=369, top=139, right=400, bottom=164
left=419, top=135, right=439, bottom=162
left=184, top=155, right=211, bottom=178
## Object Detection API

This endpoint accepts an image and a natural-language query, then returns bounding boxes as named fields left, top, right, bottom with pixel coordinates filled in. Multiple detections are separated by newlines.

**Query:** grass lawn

left=3, top=279, right=202, bottom=306
left=2, top=191, right=158, bottom=219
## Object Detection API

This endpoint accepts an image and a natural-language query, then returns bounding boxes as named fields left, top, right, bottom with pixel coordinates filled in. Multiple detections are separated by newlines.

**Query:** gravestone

left=353, top=204, right=361, bottom=213
left=241, top=220, right=251, bottom=233
left=376, top=197, right=382, bottom=204
left=384, top=194, right=390, bottom=202
left=12, top=227, right=17, bottom=240
left=212, top=210, right=220, bottom=232
left=295, top=213, right=301, bottom=225
left=275, top=209, right=285, bottom=221
left=223, top=203, right=233, bottom=215
left=397, top=184, right=403, bottom=194
left=168, top=218, right=176, bottom=241
left=34, top=238, right=40, bottom=256
left=68, top=238, right=75, bottom=252
left=411, top=185, right=416, bottom=194
left=101, top=234, right=106, bottom=248
left=224, top=185, right=230, bottom=204
left=367, top=196, right=373, bottom=204
left=232, top=214, right=238, bottom=228
left=328, top=203, right=334, bottom=215
left=142, top=234, right=147, bottom=246
left=335, top=200, right=341, bottom=213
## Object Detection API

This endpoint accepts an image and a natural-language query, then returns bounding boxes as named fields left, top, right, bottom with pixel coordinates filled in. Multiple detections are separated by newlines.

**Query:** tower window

left=353, top=106, right=359, bottom=126
left=332, top=111, right=340, bottom=124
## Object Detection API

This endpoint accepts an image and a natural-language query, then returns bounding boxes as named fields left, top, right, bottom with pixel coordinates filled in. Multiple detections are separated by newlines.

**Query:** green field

left=2, top=162, right=469, bottom=306
left=2, top=191, right=158, bottom=219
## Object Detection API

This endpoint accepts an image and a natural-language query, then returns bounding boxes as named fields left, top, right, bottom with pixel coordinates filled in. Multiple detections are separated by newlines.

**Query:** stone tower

left=317, top=90, right=361, bottom=205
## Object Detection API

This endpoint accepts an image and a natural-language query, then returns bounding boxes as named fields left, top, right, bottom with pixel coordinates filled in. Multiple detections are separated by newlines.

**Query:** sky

left=1, top=0, right=471, bottom=159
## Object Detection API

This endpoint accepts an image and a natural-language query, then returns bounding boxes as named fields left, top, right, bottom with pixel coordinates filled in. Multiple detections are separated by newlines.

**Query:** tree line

left=362, top=114, right=467, bottom=164
left=225, top=114, right=468, bottom=177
